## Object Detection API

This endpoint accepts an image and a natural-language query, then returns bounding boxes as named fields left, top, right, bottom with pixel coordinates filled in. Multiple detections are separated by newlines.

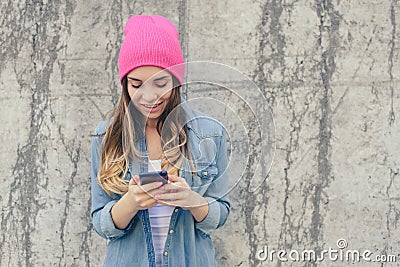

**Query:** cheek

left=127, top=91, right=142, bottom=110
left=161, top=87, right=174, bottom=99
left=127, top=89, right=138, bottom=102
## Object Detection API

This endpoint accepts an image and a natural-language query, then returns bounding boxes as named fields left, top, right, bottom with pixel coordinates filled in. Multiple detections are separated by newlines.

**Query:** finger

left=138, top=197, right=158, bottom=209
left=134, top=189, right=160, bottom=202
left=129, top=176, right=138, bottom=186
left=138, top=181, right=164, bottom=193
left=167, top=174, right=185, bottom=182
left=156, top=198, right=177, bottom=207
left=162, top=182, right=186, bottom=192
left=150, top=187, right=171, bottom=196
left=155, top=192, right=181, bottom=201
left=131, top=175, right=139, bottom=185
left=151, top=183, right=184, bottom=194
left=131, top=181, right=163, bottom=196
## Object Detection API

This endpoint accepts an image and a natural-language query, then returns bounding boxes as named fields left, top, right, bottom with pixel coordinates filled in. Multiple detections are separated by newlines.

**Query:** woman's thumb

left=130, top=175, right=139, bottom=185
left=167, top=174, right=179, bottom=182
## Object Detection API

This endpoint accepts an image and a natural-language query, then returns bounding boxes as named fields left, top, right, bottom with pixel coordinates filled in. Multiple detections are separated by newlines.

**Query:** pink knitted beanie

left=118, top=15, right=185, bottom=85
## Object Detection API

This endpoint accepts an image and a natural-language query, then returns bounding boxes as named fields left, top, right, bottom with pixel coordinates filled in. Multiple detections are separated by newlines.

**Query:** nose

left=140, top=84, right=160, bottom=103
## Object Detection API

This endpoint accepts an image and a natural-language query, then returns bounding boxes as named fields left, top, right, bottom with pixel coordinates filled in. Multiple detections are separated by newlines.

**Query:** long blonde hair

left=91, top=75, right=195, bottom=197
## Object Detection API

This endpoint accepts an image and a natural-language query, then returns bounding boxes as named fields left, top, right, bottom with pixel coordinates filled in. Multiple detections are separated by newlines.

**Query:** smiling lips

left=142, top=102, right=163, bottom=108
left=141, top=101, right=164, bottom=113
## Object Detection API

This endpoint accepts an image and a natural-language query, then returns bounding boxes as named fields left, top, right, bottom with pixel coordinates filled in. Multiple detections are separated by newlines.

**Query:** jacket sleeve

left=194, top=128, right=231, bottom=235
left=90, top=123, right=139, bottom=240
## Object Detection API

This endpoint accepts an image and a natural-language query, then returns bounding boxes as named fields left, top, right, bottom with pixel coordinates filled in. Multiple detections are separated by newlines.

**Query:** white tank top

left=147, top=159, right=175, bottom=267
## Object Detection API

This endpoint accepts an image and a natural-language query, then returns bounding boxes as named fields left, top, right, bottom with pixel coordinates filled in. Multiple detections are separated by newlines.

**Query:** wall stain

left=306, top=1, right=341, bottom=266
left=251, top=0, right=287, bottom=266
left=0, top=1, right=76, bottom=266
left=57, top=126, right=82, bottom=267
left=237, top=120, right=265, bottom=267
left=76, top=195, right=95, bottom=266
left=388, top=0, right=397, bottom=126
left=178, top=0, right=190, bottom=100
left=382, top=168, right=400, bottom=265
left=104, top=0, right=125, bottom=106
left=253, top=0, right=287, bottom=107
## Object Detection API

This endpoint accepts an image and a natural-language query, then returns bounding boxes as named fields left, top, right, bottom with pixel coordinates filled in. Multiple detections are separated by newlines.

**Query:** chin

left=143, top=109, right=163, bottom=118
left=146, top=113, right=161, bottom=119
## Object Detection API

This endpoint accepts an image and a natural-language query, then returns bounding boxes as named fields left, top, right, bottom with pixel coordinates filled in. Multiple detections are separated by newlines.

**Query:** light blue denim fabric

left=90, top=97, right=230, bottom=266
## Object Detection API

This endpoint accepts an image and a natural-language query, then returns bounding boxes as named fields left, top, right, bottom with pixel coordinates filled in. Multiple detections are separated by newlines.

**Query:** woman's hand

left=127, top=175, right=163, bottom=211
left=152, top=174, right=205, bottom=211
left=109, top=176, right=163, bottom=230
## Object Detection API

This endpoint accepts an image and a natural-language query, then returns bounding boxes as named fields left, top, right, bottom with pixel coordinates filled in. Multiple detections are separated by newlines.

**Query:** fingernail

left=155, top=194, right=160, bottom=199
left=160, top=186, right=165, bottom=190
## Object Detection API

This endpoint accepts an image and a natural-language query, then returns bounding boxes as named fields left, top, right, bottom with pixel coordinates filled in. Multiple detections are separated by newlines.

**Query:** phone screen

left=139, top=170, right=168, bottom=186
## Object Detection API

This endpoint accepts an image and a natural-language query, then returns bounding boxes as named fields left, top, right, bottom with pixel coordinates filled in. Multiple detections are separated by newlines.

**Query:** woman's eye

left=155, top=83, right=167, bottom=88
left=131, top=84, right=141, bottom=89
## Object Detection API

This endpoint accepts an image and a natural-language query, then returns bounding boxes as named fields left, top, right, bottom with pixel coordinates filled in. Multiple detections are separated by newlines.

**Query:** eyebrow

left=127, top=75, right=170, bottom=82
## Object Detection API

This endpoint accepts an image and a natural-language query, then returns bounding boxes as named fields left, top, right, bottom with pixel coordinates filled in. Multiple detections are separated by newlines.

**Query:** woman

left=90, top=15, right=230, bottom=266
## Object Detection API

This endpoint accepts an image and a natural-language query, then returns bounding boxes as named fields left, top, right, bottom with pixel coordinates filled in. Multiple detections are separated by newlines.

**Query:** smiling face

left=126, top=66, right=174, bottom=126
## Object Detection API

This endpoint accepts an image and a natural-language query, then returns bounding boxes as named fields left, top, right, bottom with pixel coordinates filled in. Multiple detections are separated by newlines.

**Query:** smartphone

left=139, top=170, right=168, bottom=186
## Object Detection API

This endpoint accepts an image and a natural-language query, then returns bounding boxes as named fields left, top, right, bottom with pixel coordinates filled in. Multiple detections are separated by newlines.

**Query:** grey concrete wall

left=0, top=0, right=399, bottom=266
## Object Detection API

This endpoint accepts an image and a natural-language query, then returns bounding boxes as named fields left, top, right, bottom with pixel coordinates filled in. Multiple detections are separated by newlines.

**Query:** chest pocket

left=190, top=163, right=219, bottom=195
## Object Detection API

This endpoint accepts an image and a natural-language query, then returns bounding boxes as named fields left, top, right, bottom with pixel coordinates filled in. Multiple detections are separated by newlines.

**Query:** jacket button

left=164, top=251, right=168, bottom=256
left=169, top=229, right=174, bottom=234
left=174, top=208, right=179, bottom=213
left=203, top=171, right=208, bottom=176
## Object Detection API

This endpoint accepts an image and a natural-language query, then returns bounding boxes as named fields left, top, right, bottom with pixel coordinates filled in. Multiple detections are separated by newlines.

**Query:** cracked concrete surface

left=0, top=0, right=399, bottom=266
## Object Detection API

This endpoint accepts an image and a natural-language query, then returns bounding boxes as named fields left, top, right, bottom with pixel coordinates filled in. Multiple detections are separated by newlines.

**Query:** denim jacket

left=90, top=97, right=231, bottom=266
